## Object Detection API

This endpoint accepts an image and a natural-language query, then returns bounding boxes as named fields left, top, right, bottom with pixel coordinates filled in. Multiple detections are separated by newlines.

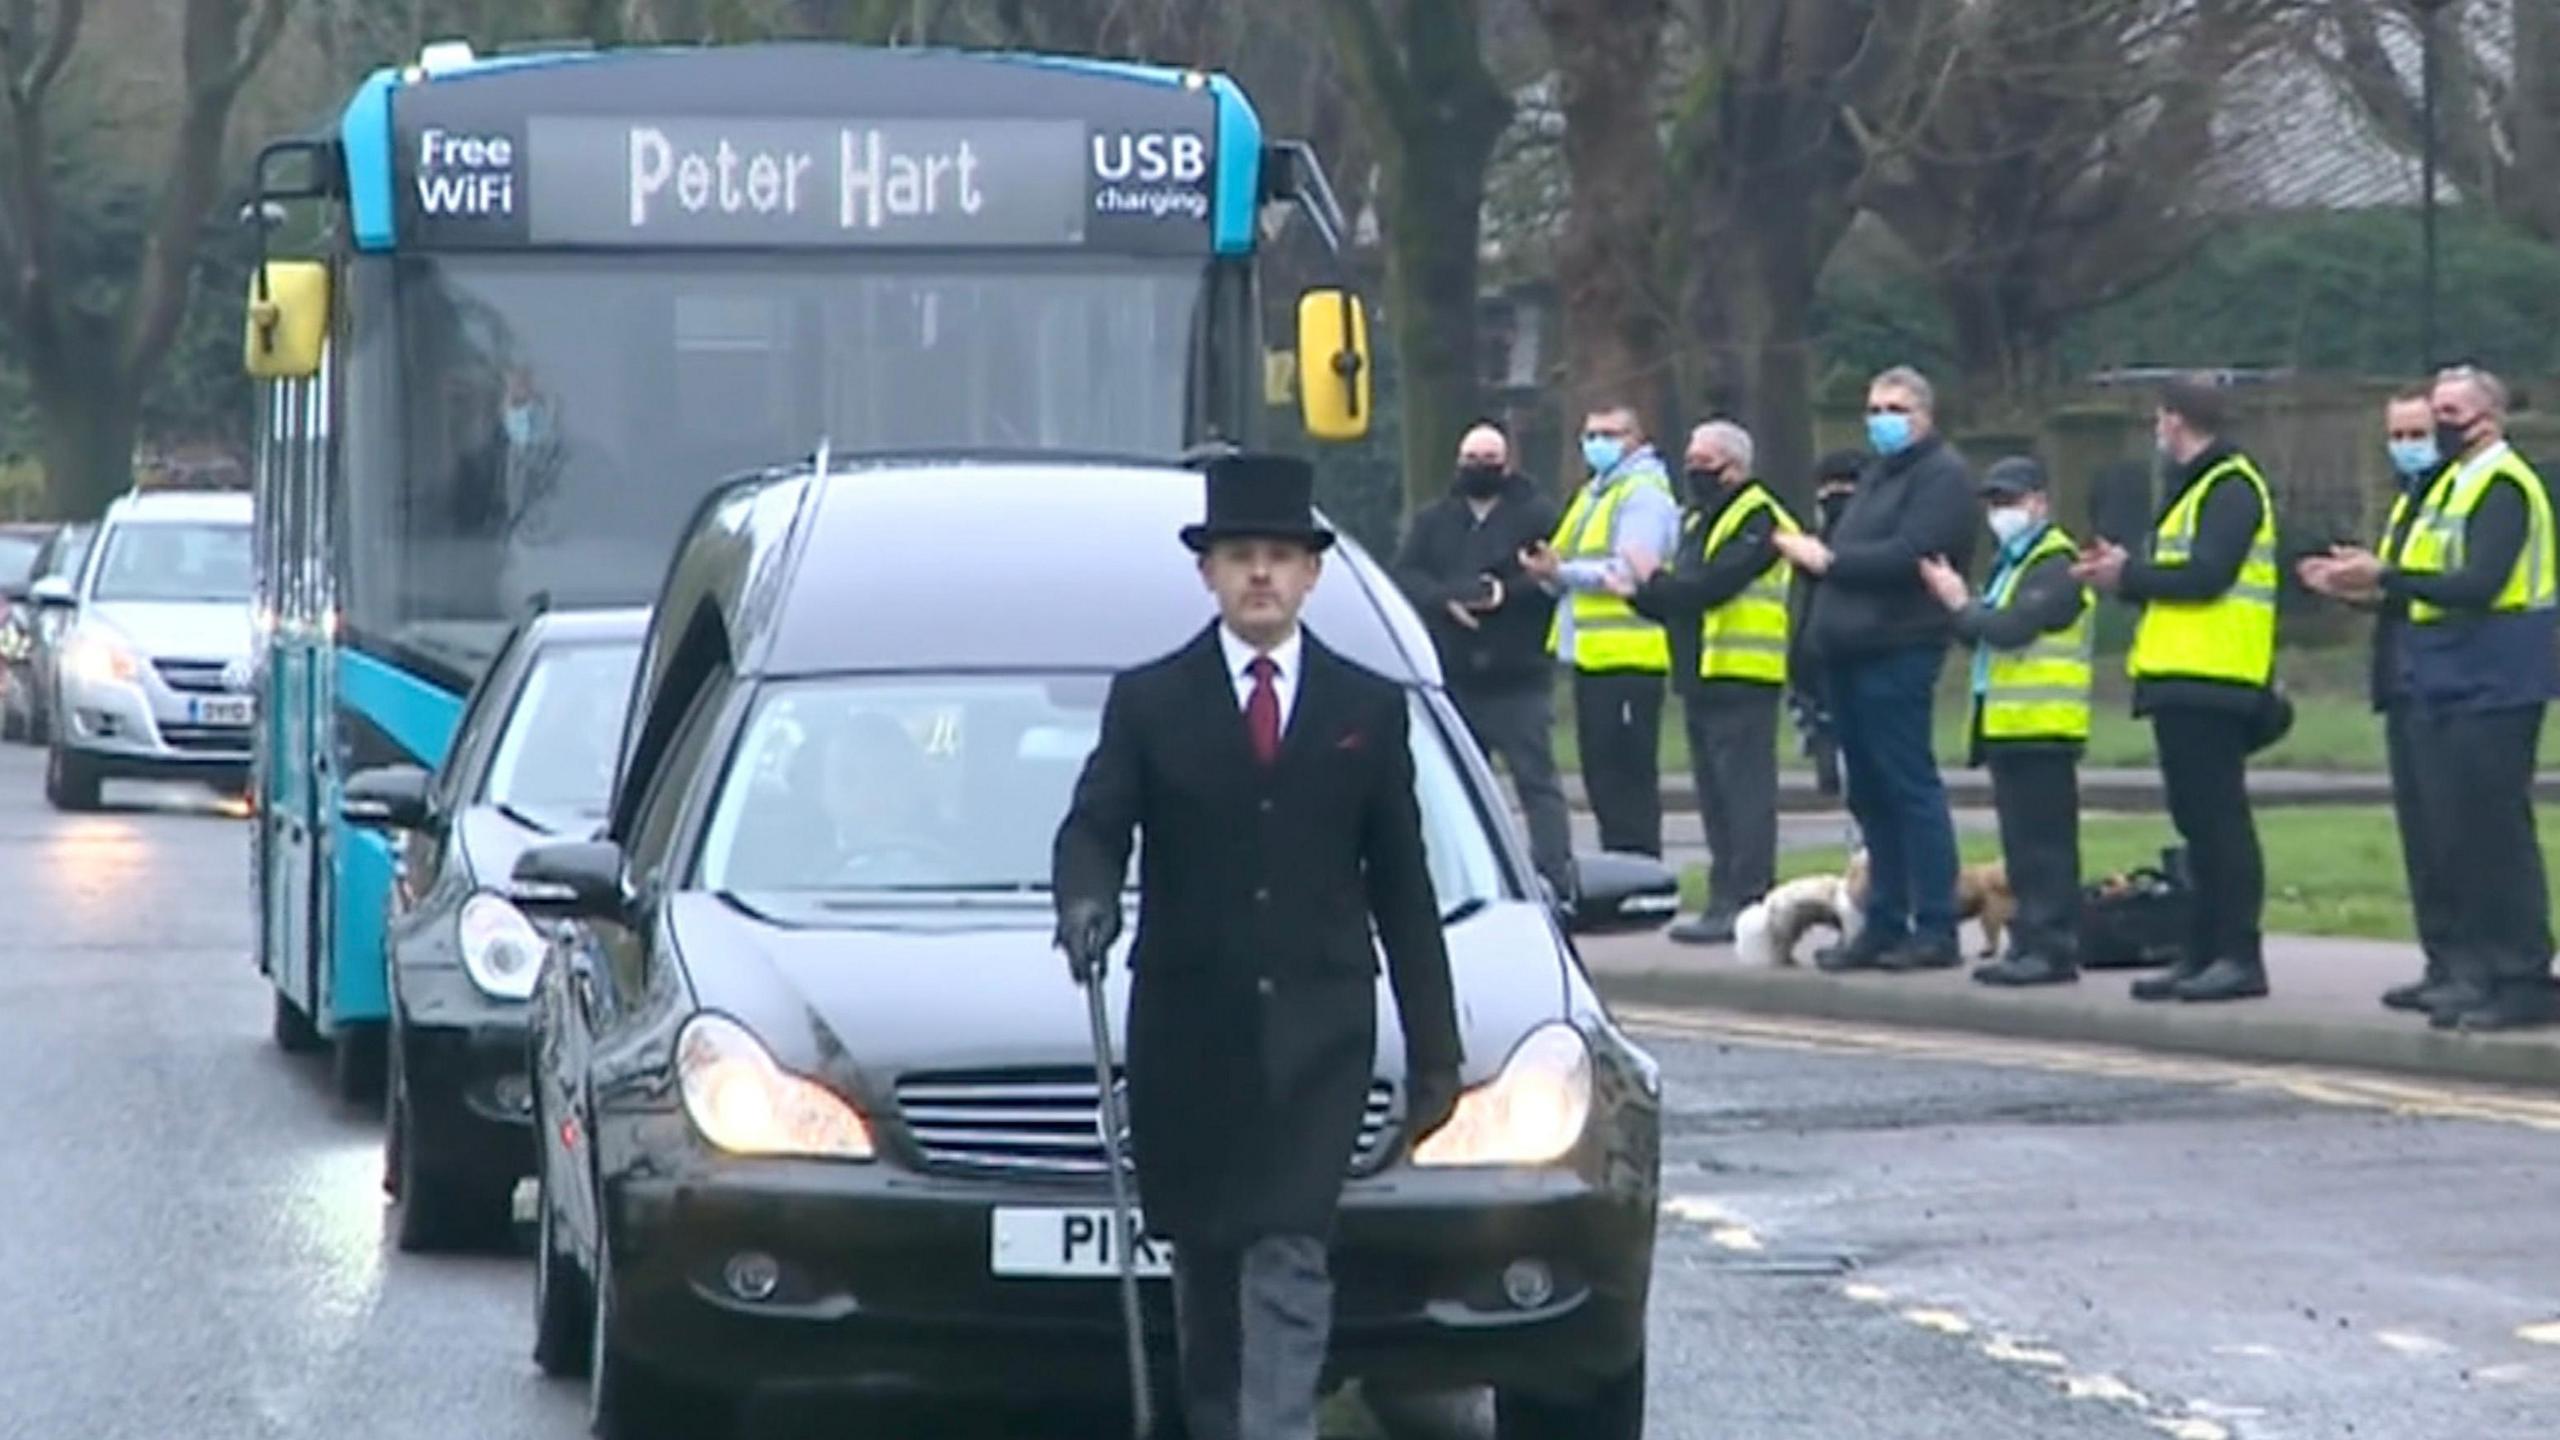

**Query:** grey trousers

left=1453, top=682, right=1575, bottom=897
left=1170, top=1234, right=1333, bottom=1440
left=1683, top=688, right=1781, bottom=918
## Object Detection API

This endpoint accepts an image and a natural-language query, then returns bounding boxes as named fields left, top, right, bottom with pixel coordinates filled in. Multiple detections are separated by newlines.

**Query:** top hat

left=1180, top=453, right=1336, bottom=554
left=1980, top=456, right=2049, bottom=499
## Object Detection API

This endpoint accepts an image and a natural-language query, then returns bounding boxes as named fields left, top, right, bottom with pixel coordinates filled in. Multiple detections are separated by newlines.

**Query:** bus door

left=254, top=351, right=328, bottom=1028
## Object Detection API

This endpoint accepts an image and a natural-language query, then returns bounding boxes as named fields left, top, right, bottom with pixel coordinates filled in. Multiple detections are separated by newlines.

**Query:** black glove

left=1405, top=1067, right=1462, bottom=1152
left=1054, top=897, right=1121, bottom=983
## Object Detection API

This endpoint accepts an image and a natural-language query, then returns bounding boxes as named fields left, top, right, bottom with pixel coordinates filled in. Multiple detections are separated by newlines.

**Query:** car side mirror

left=29, top=576, right=74, bottom=608
left=342, top=764, right=432, bottom=830
left=512, top=839, right=627, bottom=920
left=1561, top=852, right=1681, bottom=936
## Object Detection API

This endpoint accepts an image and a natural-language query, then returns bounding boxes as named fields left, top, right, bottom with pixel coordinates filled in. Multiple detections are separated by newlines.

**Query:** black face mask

left=2436, top=418, right=2477, bottom=461
left=1457, top=463, right=1505, bottom=498
left=1682, top=467, right=1723, bottom=500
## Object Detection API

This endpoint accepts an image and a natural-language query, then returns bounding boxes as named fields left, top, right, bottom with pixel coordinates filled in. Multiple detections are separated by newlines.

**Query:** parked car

left=342, top=607, right=645, bottom=1251
left=34, top=491, right=252, bottom=809
left=0, top=520, right=65, bottom=741
left=512, top=458, right=1672, bottom=1440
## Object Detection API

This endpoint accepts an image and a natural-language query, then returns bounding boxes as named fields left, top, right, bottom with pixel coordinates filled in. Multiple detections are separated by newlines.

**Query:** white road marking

left=1707, top=1225, right=1764, bottom=1253
left=2375, top=1329, right=2452, bottom=1357
left=2210, top=1344, right=2282, bottom=1360
left=2151, top=1419, right=2231, bottom=1440
left=2062, top=1373, right=2149, bottom=1406
left=1841, top=1282, right=1894, bottom=1305
left=1902, top=1307, right=1973, bottom=1336
left=1622, top=1005, right=2560, bottom=1131
left=1981, top=1336, right=2070, bottom=1369
left=2517, top=1320, right=2560, bottom=1346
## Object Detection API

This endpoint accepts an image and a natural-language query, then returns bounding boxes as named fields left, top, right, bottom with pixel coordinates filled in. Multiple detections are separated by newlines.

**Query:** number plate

left=990, top=1207, right=1175, bottom=1279
left=191, top=696, right=253, bottom=726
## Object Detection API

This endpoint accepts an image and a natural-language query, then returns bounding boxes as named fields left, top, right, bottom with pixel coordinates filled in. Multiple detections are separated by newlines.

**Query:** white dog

left=1731, top=870, right=1864, bottom=968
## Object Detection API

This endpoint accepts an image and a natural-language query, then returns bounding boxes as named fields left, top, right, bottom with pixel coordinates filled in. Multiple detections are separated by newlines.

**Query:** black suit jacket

left=1053, top=623, right=1462, bottom=1241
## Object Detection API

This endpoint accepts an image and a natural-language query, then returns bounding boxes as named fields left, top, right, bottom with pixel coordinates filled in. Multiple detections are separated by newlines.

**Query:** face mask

left=1817, top=489, right=1853, bottom=528
left=503, top=404, right=537, bottom=446
left=1865, top=412, right=1913, bottom=456
left=1986, top=505, right=2036, bottom=546
left=1682, top=466, right=1723, bottom=499
left=1581, top=434, right=1625, bottom=475
left=2435, top=418, right=2475, bottom=460
left=1456, top=463, right=1505, bottom=498
left=2387, top=438, right=2439, bottom=478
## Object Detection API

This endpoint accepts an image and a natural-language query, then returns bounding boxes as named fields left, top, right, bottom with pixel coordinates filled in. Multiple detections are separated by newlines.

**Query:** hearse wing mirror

left=1563, top=852, right=1682, bottom=936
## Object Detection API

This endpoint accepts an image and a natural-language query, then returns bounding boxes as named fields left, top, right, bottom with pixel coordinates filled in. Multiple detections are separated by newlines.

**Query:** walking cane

left=1077, top=943, right=1156, bottom=1438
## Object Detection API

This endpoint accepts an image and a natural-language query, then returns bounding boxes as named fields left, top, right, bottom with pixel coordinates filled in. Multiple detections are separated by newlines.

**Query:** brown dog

left=1842, top=849, right=2017, bottom=957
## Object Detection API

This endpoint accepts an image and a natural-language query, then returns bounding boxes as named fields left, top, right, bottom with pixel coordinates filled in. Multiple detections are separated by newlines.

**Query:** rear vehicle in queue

left=0, top=519, right=67, bottom=742
left=339, top=607, right=644, bottom=1250
left=511, top=456, right=1675, bottom=1440
left=33, top=489, right=254, bottom=810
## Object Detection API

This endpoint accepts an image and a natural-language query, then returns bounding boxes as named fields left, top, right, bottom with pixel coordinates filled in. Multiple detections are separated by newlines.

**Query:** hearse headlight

left=456, top=892, right=545, bottom=1000
left=65, top=623, right=141, bottom=686
left=676, top=1013, right=874, bottom=1161
left=1412, top=1022, right=1592, bottom=1167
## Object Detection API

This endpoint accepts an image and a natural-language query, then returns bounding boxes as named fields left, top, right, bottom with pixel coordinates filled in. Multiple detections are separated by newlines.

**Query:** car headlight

left=676, top=1012, right=874, bottom=1161
left=65, top=625, right=140, bottom=686
left=456, top=891, right=545, bottom=1000
left=1411, top=1022, right=1593, bottom=1167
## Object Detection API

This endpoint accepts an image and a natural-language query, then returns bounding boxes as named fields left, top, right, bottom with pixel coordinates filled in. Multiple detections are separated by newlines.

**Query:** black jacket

left=1391, top=474, right=1560, bottom=695
left=1806, top=435, right=1979, bottom=660
left=2120, top=442, right=2269, bottom=717
left=1631, top=479, right=1789, bottom=700
left=2381, top=458, right=2557, bottom=713
left=1956, top=539, right=2089, bottom=762
left=1052, top=625, right=1462, bottom=1242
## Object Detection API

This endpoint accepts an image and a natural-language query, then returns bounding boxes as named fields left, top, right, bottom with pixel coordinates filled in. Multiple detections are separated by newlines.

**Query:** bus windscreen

left=344, top=251, right=1203, bottom=679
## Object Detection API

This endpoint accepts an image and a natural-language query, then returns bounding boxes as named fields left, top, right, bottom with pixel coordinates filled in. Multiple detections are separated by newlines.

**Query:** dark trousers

left=2383, top=702, right=2460, bottom=984
left=1573, top=668, right=1664, bottom=857
left=1684, top=687, right=1781, bottom=918
left=2151, top=707, right=2263, bottom=966
left=1454, top=681, right=1574, bottom=897
left=2407, top=703, right=2553, bottom=1000
left=1828, top=646, right=1959, bottom=943
left=1987, top=747, right=2080, bottom=962
left=1170, top=1233, right=1332, bottom=1440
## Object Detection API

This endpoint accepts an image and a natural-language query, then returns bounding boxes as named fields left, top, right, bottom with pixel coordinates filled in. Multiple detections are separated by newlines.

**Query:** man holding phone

left=1392, top=421, right=1573, bottom=899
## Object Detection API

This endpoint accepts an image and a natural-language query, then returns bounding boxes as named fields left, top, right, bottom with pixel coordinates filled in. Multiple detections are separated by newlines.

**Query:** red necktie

left=1244, top=655, right=1281, bottom=765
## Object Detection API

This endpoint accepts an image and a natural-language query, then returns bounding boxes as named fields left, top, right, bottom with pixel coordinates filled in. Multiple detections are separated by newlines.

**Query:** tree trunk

left=33, top=364, right=141, bottom=519
left=1540, top=0, right=1674, bottom=435
left=1714, top=217, right=1831, bottom=508
left=1377, top=128, right=1501, bottom=514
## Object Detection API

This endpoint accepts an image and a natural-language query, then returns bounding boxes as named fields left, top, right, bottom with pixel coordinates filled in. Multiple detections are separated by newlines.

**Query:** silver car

left=35, top=490, right=254, bottom=811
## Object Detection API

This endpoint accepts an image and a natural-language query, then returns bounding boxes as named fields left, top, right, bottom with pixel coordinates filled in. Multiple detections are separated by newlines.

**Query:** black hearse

left=512, top=456, right=1670, bottom=1440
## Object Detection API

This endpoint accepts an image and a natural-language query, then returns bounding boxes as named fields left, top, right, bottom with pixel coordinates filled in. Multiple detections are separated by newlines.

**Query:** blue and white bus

left=239, top=38, right=1372, bottom=1092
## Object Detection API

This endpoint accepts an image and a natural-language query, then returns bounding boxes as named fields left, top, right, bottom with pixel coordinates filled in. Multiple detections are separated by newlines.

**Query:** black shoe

left=2381, top=980, right=2442, bottom=1014
left=1877, top=936, right=1963, bottom=973
left=2422, top=984, right=2494, bottom=1028
left=2131, top=958, right=2207, bottom=1002
left=1669, top=913, right=1736, bottom=946
left=1815, top=931, right=1896, bottom=974
left=2173, top=957, right=2269, bottom=1002
left=1974, top=953, right=2080, bottom=987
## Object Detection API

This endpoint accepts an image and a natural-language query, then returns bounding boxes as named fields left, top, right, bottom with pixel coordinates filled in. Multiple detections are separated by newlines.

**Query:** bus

left=239, top=38, right=1373, bottom=1094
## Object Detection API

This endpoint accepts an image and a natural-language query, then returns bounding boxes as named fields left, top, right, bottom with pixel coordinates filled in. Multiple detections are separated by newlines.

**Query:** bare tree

left=0, top=0, right=293, bottom=514
left=2316, top=0, right=2558, bottom=245
left=1666, top=0, right=1910, bottom=497
left=1322, top=0, right=1513, bottom=511
left=1847, top=0, right=2300, bottom=419
left=1529, top=0, right=1673, bottom=433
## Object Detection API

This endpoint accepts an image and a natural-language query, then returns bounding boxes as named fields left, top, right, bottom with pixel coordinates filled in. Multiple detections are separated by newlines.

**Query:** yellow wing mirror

left=243, top=260, right=330, bottom=379
left=1295, top=287, right=1372, bottom=443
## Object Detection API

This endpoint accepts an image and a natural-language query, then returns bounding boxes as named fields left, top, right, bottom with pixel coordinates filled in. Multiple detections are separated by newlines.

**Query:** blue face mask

left=2388, top=438, right=2439, bottom=478
left=1866, top=412, right=1914, bottom=456
left=1581, top=434, right=1625, bottom=476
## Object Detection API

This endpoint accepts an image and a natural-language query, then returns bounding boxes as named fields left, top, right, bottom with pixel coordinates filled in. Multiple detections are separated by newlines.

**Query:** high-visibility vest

left=1977, top=525, right=2093, bottom=742
left=1695, top=482, right=1799, bottom=684
left=1546, top=472, right=1672, bottom=673
left=2127, top=452, right=2277, bottom=687
left=2396, top=441, right=2558, bottom=624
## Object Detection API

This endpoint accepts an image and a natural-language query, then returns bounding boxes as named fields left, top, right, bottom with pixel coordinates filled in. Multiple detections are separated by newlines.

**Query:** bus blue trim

left=338, top=649, right=465, bottom=765
left=342, top=67, right=400, bottom=252
left=333, top=821, right=396, bottom=1025
left=1205, top=75, right=1262, bottom=256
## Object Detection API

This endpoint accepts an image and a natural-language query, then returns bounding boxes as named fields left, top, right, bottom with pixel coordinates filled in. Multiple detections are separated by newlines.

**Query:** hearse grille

left=152, top=659, right=231, bottom=694
left=893, top=1067, right=1398, bottom=1180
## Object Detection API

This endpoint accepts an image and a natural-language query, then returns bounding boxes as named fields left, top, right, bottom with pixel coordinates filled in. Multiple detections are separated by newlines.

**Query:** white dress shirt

left=1218, top=624, right=1302, bottom=736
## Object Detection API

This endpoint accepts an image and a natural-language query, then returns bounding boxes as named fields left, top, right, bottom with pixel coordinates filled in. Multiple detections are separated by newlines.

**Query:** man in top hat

left=1053, top=452, right=1465, bottom=1440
